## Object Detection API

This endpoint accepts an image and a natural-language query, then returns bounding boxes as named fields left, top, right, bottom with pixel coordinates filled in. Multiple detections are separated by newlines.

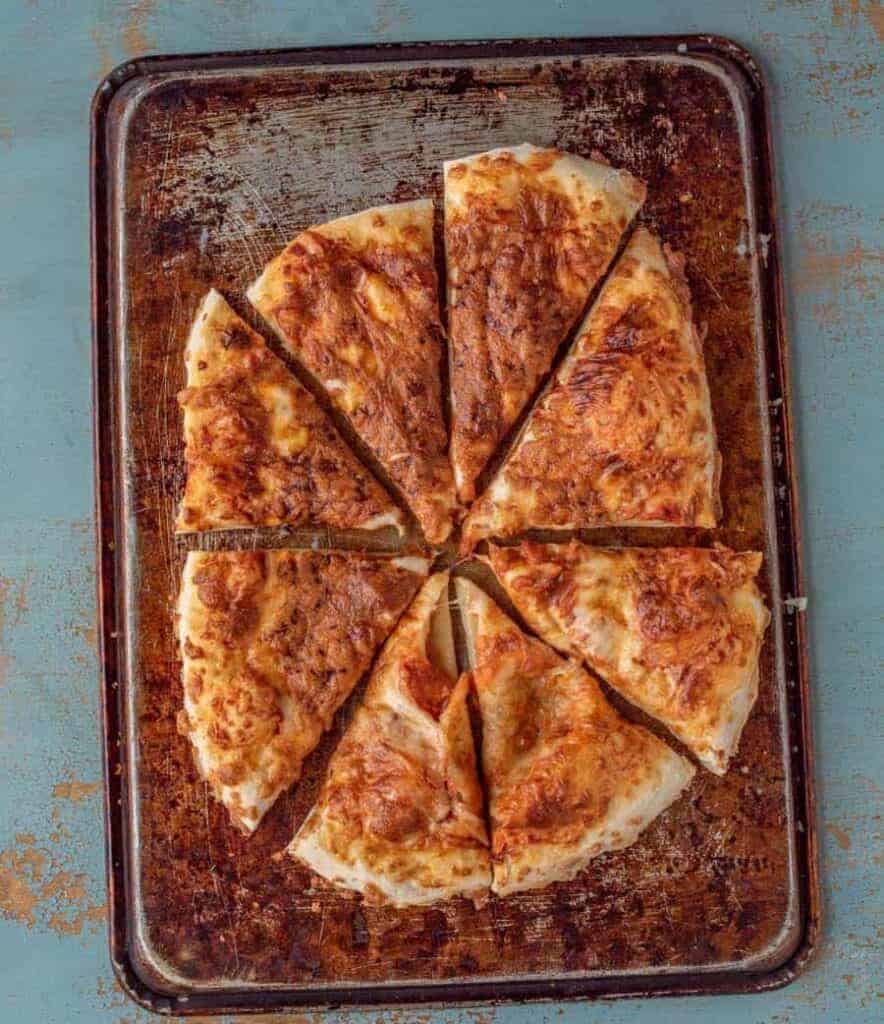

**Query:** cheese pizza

left=247, top=200, right=457, bottom=545
left=485, top=541, right=770, bottom=774
left=457, top=578, right=695, bottom=896
left=290, top=573, right=491, bottom=905
left=445, top=143, right=646, bottom=503
left=176, top=289, right=401, bottom=534
left=176, top=549, right=426, bottom=833
left=462, top=227, right=720, bottom=549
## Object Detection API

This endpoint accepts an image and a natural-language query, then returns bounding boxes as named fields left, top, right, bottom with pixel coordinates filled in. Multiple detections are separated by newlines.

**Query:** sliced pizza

left=485, top=541, right=770, bottom=774
left=456, top=578, right=694, bottom=896
left=444, top=143, right=646, bottom=503
left=247, top=200, right=456, bottom=545
left=461, top=227, right=721, bottom=549
left=175, top=289, right=401, bottom=534
left=176, top=549, right=427, bottom=833
left=290, top=573, right=491, bottom=905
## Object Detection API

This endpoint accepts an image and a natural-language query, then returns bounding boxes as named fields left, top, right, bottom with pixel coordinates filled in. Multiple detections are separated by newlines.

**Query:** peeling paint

left=0, top=777, right=105, bottom=937
left=0, top=574, right=30, bottom=686
left=826, top=824, right=853, bottom=851
left=0, top=831, right=104, bottom=936
left=796, top=236, right=883, bottom=297
left=867, top=1, right=884, bottom=39
left=91, top=26, right=115, bottom=79
left=121, top=0, right=156, bottom=56
left=372, top=0, right=413, bottom=35
left=52, top=778, right=101, bottom=803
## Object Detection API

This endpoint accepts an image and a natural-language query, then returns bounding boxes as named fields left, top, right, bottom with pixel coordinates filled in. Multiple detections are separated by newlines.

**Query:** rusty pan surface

left=90, top=35, right=817, bottom=1015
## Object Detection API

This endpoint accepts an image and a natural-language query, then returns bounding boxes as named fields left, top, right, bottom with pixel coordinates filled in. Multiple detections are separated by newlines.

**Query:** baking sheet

left=90, top=35, right=817, bottom=1014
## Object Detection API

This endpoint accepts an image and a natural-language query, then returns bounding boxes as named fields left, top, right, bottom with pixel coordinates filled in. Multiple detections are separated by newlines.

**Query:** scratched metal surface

left=100, top=40, right=802, bottom=1005
left=0, top=2, right=880, bottom=1024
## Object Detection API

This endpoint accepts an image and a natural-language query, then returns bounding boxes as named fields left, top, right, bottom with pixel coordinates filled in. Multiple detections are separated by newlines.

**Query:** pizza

left=456, top=577, right=695, bottom=896
left=176, top=289, right=402, bottom=534
left=485, top=541, right=770, bottom=774
left=461, top=227, right=721, bottom=549
left=176, top=549, right=427, bottom=833
left=290, top=573, right=491, bottom=905
left=247, top=200, right=457, bottom=545
left=444, top=143, right=646, bottom=503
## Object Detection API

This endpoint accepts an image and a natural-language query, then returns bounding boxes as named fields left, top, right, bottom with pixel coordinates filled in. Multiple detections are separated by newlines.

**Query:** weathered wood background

left=0, top=2, right=880, bottom=1023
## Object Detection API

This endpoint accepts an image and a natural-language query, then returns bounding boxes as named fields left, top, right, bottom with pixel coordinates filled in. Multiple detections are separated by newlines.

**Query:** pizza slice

left=461, top=227, right=721, bottom=549
left=445, top=143, right=646, bottom=503
left=290, top=573, right=491, bottom=906
left=247, top=200, right=456, bottom=545
left=485, top=541, right=770, bottom=774
left=176, top=549, right=427, bottom=833
left=456, top=578, right=694, bottom=896
left=176, top=289, right=402, bottom=534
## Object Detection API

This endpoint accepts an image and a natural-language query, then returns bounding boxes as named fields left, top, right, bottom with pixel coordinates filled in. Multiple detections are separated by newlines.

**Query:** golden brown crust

left=290, top=575, right=490, bottom=905
left=445, top=145, right=646, bottom=502
left=486, top=541, right=770, bottom=774
left=462, top=228, right=720, bottom=548
left=176, top=291, right=399, bottom=534
left=459, top=579, right=693, bottom=894
left=248, top=202, right=456, bottom=545
left=176, top=550, right=424, bottom=832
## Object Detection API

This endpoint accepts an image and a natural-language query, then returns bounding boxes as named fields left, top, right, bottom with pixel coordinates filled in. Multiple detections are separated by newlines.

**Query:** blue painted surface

left=0, top=1, right=880, bottom=1021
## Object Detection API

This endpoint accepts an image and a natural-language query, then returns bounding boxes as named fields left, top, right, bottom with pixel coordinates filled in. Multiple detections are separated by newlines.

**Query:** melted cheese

left=486, top=541, right=771, bottom=774
left=247, top=200, right=458, bottom=545
left=457, top=578, right=694, bottom=895
left=176, top=549, right=425, bottom=833
left=290, top=574, right=491, bottom=905
left=461, top=227, right=721, bottom=549
left=444, top=143, right=646, bottom=502
left=175, top=289, right=402, bottom=534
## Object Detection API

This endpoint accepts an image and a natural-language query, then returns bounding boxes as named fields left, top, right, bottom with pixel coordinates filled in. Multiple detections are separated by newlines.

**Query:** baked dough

left=485, top=541, right=770, bottom=774
left=445, top=143, right=646, bottom=502
left=462, top=227, right=720, bottom=549
left=457, top=578, right=694, bottom=896
left=290, top=574, right=491, bottom=905
left=247, top=200, right=456, bottom=544
left=176, top=290, right=401, bottom=534
left=176, top=549, right=426, bottom=832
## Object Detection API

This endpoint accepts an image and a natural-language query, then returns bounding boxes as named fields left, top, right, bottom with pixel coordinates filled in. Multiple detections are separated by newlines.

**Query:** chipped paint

left=0, top=574, right=30, bottom=685
left=0, top=1, right=881, bottom=1022
left=52, top=778, right=102, bottom=803
left=826, top=824, right=853, bottom=851
left=121, top=0, right=156, bottom=56
left=90, top=26, right=115, bottom=79
left=867, top=1, right=884, bottom=39
left=796, top=236, right=883, bottom=297
left=0, top=827, right=105, bottom=937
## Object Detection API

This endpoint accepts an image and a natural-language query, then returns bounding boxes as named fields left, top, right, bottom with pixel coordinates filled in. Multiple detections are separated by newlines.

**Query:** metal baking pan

left=90, top=35, right=818, bottom=1015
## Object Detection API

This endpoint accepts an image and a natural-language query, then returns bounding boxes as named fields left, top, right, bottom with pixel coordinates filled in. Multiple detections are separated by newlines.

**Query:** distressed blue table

left=0, top=2, right=880, bottom=1021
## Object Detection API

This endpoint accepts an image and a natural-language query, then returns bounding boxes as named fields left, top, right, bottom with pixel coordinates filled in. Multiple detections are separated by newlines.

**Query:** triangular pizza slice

left=176, top=290, right=402, bottom=534
left=290, top=573, right=491, bottom=905
left=485, top=541, right=770, bottom=774
left=445, top=143, right=646, bottom=503
left=462, top=227, right=721, bottom=549
left=176, top=549, right=427, bottom=833
left=247, top=200, right=457, bottom=545
left=457, top=578, right=694, bottom=896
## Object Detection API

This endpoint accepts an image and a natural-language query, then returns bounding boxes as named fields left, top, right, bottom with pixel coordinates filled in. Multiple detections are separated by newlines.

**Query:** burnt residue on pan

left=95, top=40, right=812, bottom=1002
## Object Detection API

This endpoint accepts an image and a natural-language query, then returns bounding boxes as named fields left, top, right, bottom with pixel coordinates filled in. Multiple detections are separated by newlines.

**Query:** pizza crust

left=176, top=289, right=402, bottom=534
left=456, top=578, right=694, bottom=895
left=461, top=227, right=721, bottom=549
left=247, top=200, right=457, bottom=545
left=176, top=549, right=425, bottom=833
left=290, top=574, right=491, bottom=905
left=485, top=542, right=770, bottom=774
left=445, top=143, right=646, bottom=503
